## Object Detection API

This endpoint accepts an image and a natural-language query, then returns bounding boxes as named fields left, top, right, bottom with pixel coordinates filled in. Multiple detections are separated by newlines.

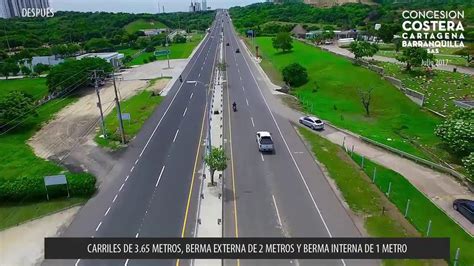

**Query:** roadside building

left=141, top=28, right=168, bottom=36
left=21, top=55, right=64, bottom=68
left=76, top=52, right=124, bottom=69
left=291, top=24, right=307, bottom=39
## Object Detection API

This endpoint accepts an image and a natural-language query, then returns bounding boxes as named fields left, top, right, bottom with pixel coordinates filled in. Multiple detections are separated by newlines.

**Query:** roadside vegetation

left=297, top=127, right=443, bottom=266
left=124, top=19, right=167, bottom=34
left=298, top=127, right=473, bottom=265
left=95, top=78, right=168, bottom=149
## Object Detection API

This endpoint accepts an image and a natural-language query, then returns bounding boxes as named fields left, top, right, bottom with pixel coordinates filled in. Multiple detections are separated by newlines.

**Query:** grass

left=0, top=197, right=86, bottom=230
left=252, top=37, right=444, bottom=162
left=350, top=153, right=474, bottom=266
left=297, top=126, right=436, bottom=266
left=95, top=89, right=164, bottom=149
left=0, top=78, right=48, bottom=101
left=124, top=19, right=167, bottom=34
left=0, top=84, right=94, bottom=230
left=377, top=62, right=474, bottom=115
left=123, top=33, right=204, bottom=66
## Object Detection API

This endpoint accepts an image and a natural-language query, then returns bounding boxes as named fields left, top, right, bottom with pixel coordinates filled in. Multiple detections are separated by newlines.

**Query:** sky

left=50, top=0, right=262, bottom=13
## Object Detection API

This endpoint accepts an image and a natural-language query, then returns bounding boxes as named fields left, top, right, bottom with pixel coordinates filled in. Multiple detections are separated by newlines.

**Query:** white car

left=256, top=131, right=274, bottom=152
left=299, top=116, right=324, bottom=130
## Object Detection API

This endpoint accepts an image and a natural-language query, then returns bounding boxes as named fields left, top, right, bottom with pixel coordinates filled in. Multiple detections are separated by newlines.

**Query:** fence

left=344, top=145, right=473, bottom=265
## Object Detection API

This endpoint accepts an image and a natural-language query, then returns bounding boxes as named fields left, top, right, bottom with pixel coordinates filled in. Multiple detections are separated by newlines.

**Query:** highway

left=44, top=12, right=227, bottom=266
left=221, top=11, right=375, bottom=266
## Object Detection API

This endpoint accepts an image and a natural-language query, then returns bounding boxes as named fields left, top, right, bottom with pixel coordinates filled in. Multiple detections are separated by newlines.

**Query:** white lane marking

left=125, top=175, right=130, bottom=181
left=246, top=98, right=249, bottom=106
left=173, top=129, right=180, bottom=143
left=113, top=194, right=118, bottom=203
left=137, top=30, right=212, bottom=159
left=183, top=107, right=188, bottom=117
left=156, top=166, right=166, bottom=187
left=198, top=73, right=201, bottom=78
left=239, top=76, right=242, bottom=81
left=135, top=233, right=139, bottom=238
left=260, top=153, right=264, bottom=162
left=135, top=159, right=139, bottom=165
left=104, top=207, right=111, bottom=216
left=124, top=259, right=129, bottom=266
left=272, top=195, right=283, bottom=227
left=242, top=87, right=245, bottom=91
left=250, top=117, right=255, bottom=127
left=119, top=183, right=125, bottom=192
left=239, top=39, right=346, bottom=266
left=95, top=222, right=102, bottom=231
left=130, top=166, right=134, bottom=172
left=75, top=259, right=80, bottom=266
left=190, top=92, right=193, bottom=99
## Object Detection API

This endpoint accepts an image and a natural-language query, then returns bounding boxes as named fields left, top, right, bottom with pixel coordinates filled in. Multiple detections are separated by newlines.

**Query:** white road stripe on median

left=183, top=107, right=188, bottom=117
left=250, top=117, right=255, bottom=127
left=272, top=195, right=283, bottom=227
left=173, top=129, right=180, bottom=143
left=95, top=222, right=102, bottom=231
left=104, top=207, right=111, bottom=216
left=156, top=166, right=166, bottom=187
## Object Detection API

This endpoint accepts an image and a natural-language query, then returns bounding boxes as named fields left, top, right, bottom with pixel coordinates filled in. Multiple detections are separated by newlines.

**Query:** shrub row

left=0, top=172, right=96, bottom=201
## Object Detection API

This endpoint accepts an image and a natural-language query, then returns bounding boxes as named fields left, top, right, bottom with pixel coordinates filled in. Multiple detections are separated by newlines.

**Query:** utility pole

left=93, top=70, right=107, bottom=138
left=112, top=70, right=126, bottom=144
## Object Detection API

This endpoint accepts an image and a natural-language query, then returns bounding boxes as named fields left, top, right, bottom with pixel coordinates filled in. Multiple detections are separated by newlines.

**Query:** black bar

left=44, top=237, right=450, bottom=260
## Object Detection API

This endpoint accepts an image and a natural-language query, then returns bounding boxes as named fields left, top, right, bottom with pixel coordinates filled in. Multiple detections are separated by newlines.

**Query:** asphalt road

left=44, top=12, right=226, bottom=266
left=221, top=11, right=377, bottom=266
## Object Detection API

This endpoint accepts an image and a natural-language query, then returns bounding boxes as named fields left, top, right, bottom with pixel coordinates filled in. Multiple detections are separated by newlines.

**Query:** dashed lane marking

left=156, top=166, right=166, bottom=187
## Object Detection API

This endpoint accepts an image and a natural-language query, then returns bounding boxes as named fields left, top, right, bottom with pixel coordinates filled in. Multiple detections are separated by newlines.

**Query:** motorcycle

left=232, top=103, right=237, bottom=112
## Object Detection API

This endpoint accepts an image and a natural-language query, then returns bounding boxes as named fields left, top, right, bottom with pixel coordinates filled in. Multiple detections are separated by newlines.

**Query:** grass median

left=95, top=82, right=166, bottom=149
left=297, top=126, right=448, bottom=266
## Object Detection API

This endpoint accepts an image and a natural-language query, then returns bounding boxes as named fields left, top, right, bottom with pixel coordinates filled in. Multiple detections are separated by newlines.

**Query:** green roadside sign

left=154, top=50, right=171, bottom=56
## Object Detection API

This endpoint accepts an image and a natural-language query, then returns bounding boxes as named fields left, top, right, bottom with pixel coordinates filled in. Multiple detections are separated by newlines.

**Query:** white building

left=76, top=52, right=125, bottom=69
left=0, top=0, right=50, bottom=18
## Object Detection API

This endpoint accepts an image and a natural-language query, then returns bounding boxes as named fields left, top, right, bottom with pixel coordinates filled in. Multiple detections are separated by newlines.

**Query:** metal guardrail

left=359, top=136, right=468, bottom=182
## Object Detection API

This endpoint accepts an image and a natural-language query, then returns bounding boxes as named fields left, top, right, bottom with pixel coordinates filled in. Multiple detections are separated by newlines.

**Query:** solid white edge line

left=272, top=195, right=283, bottom=227
left=138, top=30, right=212, bottom=159
left=237, top=31, right=347, bottom=266
left=173, top=129, right=180, bottom=143
left=156, top=166, right=166, bottom=187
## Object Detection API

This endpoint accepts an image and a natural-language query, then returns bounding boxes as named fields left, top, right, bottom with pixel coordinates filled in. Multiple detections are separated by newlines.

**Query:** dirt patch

left=277, top=94, right=304, bottom=112
left=28, top=75, right=170, bottom=164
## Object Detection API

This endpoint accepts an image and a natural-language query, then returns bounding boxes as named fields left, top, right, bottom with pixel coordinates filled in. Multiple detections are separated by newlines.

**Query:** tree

left=84, top=38, right=113, bottom=52
left=321, top=30, right=335, bottom=41
left=20, top=65, right=31, bottom=76
left=0, top=62, right=20, bottom=79
left=376, top=24, right=401, bottom=43
left=396, top=47, right=434, bottom=71
left=145, top=46, right=156, bottom=53
left=454, top=44, right=474, bottom=65
left=47, top=57, right=112, bottom=94
left=204, top=147, right=228, bottom=186
left=272, top=32, right=293, bottom=52
left=462, top=152, right=474, bottom=183
left=435, top=108, right=474, bottom=156
left=33, top=63, right=50, bottom=75
left=358, top=88, right=374, bottom=116
left=174, top=34, right=187, bottom=44
left=349, top=41, right=379, bottom=60
left=282, top=63, right=308, bottom=87
left=0, top=91, right=36, bottom=129
left=393, top=37, right=402, bottom=52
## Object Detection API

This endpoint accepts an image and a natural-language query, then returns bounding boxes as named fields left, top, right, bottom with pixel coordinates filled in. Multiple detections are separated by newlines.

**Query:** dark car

left=453, top=199, right=474, bottom=223
left=235, top=48, right=240, bottom=53
left=226, top=42, right=229, bottom=46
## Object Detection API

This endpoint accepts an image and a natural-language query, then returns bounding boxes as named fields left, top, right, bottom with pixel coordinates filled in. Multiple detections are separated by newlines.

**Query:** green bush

left=462, top=152, right=474, bottom=182
left=282, top=63, right=308, bottom=87
left=0, top=173, right=96, bottom=201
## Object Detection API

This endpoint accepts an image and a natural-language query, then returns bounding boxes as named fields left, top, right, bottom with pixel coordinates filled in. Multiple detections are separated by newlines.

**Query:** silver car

left=299, top=116, right=324, bottom=130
